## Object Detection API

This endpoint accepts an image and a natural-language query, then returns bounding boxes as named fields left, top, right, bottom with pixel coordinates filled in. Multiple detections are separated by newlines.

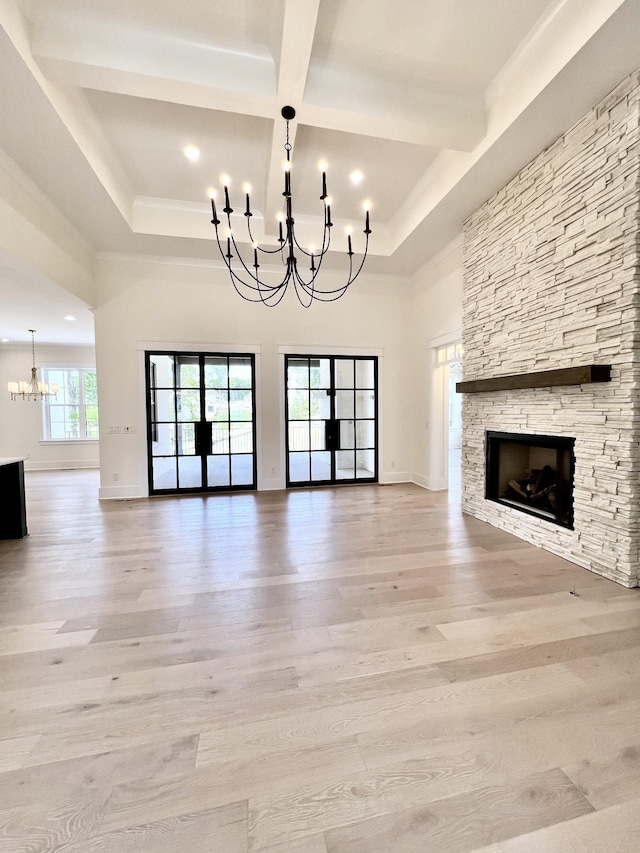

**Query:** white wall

left=0, top=342, right=99, bottom=469
left=94, top=256, right=417, bottom=498
left=410, top=236, right=463, bottom=489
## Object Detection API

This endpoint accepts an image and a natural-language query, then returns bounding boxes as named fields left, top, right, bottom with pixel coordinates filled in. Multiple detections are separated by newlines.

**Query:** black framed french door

left=146, top=351, right=257, bottom=494
left=285, top=355, right=378, bottom=487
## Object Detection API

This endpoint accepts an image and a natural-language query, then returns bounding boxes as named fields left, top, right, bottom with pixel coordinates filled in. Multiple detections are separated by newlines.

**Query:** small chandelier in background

left=8, top=330, right=58, bottom=401
left=209, top=106, right=371, bottom=307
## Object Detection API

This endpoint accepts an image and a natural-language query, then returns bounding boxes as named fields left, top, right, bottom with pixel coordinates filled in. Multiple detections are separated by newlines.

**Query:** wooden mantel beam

left=456, top=365, right=612, bottom=394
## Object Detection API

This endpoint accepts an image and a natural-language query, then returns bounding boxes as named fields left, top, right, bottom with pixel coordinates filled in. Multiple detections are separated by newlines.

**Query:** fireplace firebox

left=485, top=431, right=575, bottom=529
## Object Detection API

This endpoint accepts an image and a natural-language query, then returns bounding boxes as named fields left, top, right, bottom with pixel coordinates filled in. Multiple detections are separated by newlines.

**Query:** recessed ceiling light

left=64, top=315, right=76, bottom=322
left=184, top=145, right=200, bottom=163
left=350, top=170, right=364, bottom=185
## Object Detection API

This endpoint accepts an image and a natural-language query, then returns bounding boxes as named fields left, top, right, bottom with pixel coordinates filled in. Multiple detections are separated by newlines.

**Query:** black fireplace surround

left=485, top=431, right=575, bottom=529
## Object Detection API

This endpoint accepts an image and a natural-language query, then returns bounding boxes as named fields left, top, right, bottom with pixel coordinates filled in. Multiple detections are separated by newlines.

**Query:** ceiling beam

left=263, top=0, right=321, bottom=233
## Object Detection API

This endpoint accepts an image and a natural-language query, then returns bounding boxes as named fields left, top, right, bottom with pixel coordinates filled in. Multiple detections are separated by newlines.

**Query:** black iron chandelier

left=210, top=106, right=371, bottom=307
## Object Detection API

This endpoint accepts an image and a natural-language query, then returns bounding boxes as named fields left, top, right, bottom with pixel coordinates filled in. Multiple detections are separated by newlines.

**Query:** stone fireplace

left=460, top=70, right=640, bottom=588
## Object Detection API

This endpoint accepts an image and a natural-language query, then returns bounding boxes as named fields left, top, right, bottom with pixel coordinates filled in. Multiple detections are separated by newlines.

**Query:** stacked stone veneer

left=461, top=70, right=640, bottom=587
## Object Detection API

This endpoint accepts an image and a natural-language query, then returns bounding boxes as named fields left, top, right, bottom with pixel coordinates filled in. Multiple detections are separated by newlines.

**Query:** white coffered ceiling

left=1, top=0, right=640, bottom=342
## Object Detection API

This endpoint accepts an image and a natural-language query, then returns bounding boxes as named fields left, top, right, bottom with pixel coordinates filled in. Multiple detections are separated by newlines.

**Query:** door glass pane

left=176, top=356, right=200, bottom=388
left=229, top=357, right=252, bottom=388
left=289, top=422, right=310, bottom=451
left=336, top=390, right=354, bottom=419
left=210, top=425, right=230, bottom=454
left=310, top=421, right=325, bottom=450
left=310, top=359, right=331, bottom=389
left=356, top=391, right=375, bottom=419
left=177, top=423, right=196, bottom=455
left=288, top=359, right=309, bottom=388
left=356, top=420, right=375, bottom=449
left=311, top=451, right=331, bottom=481
left=151, top=423, right=175, bottom=456
left=231, top=454, right=253, bottom=485
left=289, top=452, right=310, bottom=482
left=155, top=390, right=175, bottom=421
left=207, top=456, right=230, bottom=487
left=340, top=420, right=355, bottom=449
left=336, top=450, right=355, bottom=480
left=178, top=456, right=202, bottom=489
left=231, top=423, right=253, bottom=453
left=153, top=457, right=177, bottom=490
left=205, top=357, right=227, bottom=388
left=177, top=389, right=200, bottom=422
left=230, top=389, right=252, bottom=420
left=206, top=390, right=229, bottom=422
left=288, top=389, right=309, bottom=420
left=356, top=449, right=376, bottom=478
left=150, top=355, right=175, bottom=388
left=335, top=359, right=354, bottom=389
left=355, top=360, right=374, bottom=388
left=310, top=389, right=330, bottom=419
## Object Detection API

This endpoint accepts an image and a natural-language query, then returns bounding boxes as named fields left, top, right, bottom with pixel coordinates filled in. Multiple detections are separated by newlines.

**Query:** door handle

left=195, top=421, right=212, bottom=455
left=202, top=421, right=212, bottom=454
left=325, top=419, right=341, bottom=451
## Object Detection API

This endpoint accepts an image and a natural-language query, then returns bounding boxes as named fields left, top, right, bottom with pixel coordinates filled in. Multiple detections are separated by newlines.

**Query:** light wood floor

left=1, top=470, right=639, bottom=852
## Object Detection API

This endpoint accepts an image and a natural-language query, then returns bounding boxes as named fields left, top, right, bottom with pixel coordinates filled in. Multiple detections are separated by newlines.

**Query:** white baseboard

left=25, top=461, right=99, bottom=471
left=98, top=485, right=147, bottom=500
left=379, top=471, right=412, bottom=484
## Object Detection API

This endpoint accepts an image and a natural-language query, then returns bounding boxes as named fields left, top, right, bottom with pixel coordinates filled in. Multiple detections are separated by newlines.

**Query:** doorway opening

left=145, top=351, right=257, bottom=494
left=430, top=341, right=463, bottom=495
left=285, top=355, right=378, bottom=487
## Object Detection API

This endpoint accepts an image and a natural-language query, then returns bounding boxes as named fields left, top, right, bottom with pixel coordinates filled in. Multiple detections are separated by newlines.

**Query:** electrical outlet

left=122, top=426, right=137, bottom=434
left=108, top=425, right=120, bottom=434
left=270, top=465, right=276, bottom=474
left=112, top=473, right=119, bottom=481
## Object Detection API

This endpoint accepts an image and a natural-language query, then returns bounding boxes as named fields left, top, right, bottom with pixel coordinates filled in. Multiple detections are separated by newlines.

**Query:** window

left=436, top=342, right=464, bottom=365
left=41, top=368, right=99, bottom=440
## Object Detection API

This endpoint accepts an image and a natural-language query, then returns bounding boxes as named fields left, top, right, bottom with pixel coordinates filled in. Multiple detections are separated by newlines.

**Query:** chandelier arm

left=245, top=219, right=287, bottom=255
left=228, top=264, right=289, bottom=305
left=342, top=231, right=371, bottom=286
left=217, top=223, right=297, bottom=304
left=291, top=256, right=351, bottom=304
left=213, top=225, right=282, bottom=301
left=294, top=245, right=358, bottom=301
left=291, top=272, right=315, bottom=308
left=227, top=230, right=290, bottom=294
left=304, top=231, right=370, bottom=296
left=290, top=214, right=331, bottom=258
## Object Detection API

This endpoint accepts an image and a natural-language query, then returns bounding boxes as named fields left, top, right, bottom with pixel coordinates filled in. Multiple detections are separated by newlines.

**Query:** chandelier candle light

left=209, top=106, right=371, bottom=307
left=8, top=330, right=58, bottom=401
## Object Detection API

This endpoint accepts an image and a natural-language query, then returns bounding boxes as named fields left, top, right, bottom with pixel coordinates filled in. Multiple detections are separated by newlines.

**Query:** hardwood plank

left=322, top=768, right=593, bottom=853
left=55, top=800, right=249, bottom=853
left=0, top=735, right=39, bottom=772
left=258, top=834, right=328, bottom=853
left=563, top=742, right=640, bottom=809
